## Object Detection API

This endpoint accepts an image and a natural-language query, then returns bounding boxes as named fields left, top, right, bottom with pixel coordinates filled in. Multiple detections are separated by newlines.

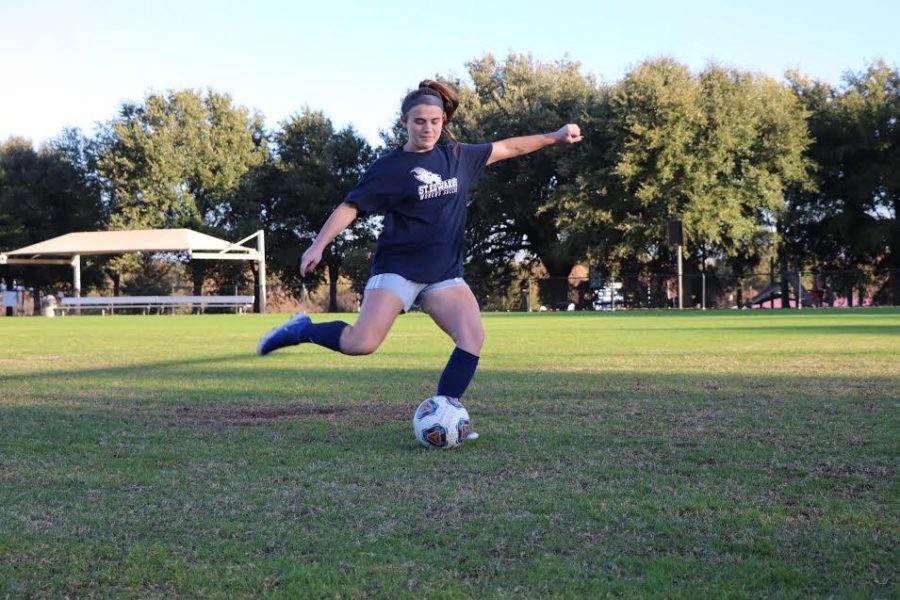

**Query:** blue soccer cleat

left=256, top=313, right=311, bottom=356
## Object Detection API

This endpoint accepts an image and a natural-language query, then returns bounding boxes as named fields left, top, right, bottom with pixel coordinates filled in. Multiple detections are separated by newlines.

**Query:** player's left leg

left=256, top=290, right=403, bottom=356
left=420, top=282, right=484, bottom=400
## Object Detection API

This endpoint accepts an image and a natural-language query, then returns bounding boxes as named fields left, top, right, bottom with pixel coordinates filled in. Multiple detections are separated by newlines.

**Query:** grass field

left=1, top=309, right=897, bottom=597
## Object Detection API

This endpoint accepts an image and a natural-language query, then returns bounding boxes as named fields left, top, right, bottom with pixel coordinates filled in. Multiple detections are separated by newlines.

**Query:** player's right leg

left=420, top=281, right=484, bottom=440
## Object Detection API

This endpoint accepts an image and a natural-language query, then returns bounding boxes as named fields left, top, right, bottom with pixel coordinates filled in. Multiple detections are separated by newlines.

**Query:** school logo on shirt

left=411, top=167, right=458, bottom=200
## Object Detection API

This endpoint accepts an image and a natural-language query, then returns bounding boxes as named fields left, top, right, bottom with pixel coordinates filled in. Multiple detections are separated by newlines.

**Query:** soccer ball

left=412, top=396, right=472, bottom=449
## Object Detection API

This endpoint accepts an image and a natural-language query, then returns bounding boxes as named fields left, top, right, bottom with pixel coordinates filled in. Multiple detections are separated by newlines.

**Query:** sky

left=1, top=0, right=898, bottom=148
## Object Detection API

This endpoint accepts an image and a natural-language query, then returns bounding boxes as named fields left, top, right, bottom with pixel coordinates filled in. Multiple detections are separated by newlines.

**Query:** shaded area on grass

left=1, top=366, right=896, bottom=598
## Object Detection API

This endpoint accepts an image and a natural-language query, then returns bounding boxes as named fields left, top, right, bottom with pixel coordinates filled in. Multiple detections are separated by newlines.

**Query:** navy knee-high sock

left=300, top=321, right=348, bottom=352
left=437, top=347, right=480, bottom=399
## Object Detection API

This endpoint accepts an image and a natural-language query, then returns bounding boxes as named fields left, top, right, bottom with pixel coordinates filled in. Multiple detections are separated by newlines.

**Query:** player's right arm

left=299, top=202, right=359, bottom=276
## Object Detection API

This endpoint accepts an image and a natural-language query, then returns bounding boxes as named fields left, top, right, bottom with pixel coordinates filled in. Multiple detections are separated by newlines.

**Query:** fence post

left=677, top=244, right=683, bottom=310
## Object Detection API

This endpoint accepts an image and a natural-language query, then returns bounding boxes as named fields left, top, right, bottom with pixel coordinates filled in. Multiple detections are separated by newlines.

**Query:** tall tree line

left=785, top=60, right=900, bottom=304
left=1, top=54, right=897, bottom=308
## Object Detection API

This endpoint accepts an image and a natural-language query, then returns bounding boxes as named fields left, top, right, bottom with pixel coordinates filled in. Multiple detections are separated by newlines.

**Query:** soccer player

left=257, top=80, right=583, bottom=429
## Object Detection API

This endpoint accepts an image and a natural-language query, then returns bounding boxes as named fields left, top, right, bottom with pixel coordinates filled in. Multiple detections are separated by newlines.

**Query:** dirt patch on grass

left=169, top=402, right=411, bottom=427
left=0, top=354, right=62, bottom=363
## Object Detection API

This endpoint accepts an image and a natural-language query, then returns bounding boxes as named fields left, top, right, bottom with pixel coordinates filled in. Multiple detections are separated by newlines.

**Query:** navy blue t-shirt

left=343, top=142, right=493, bottom=282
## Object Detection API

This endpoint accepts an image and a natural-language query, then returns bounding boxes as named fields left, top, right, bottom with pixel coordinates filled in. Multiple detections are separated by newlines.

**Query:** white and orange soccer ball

left=412, top=396, right=472, bottom=449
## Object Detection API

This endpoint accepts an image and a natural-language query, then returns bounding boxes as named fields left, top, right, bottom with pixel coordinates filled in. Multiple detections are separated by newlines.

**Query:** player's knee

left=457, top=325, right=485, bottom=354
left=343, top=331, right=383, bottom=356
left=472, top=326, right=486, bottom=350
left=352, top=342, right=380, bottom=356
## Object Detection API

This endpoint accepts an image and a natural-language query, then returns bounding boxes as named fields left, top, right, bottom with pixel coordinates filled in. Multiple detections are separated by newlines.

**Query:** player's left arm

left=486, top=124, right=583, bottom=165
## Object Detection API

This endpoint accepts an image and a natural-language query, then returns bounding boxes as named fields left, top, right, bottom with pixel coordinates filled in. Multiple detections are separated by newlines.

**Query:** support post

left=72, top=254, right=81, bottom=315
left=256, top=230, right=266, bottom=314
left=72, top=254, right=81, bottom=297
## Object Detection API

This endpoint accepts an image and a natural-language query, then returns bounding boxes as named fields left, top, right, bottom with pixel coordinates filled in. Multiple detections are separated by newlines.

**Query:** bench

left=55, top=295, right=254, bottom=315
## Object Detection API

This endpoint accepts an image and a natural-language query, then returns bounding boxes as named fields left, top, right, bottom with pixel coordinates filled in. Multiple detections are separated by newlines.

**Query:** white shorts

left=364, top=273, right=467, bottom=313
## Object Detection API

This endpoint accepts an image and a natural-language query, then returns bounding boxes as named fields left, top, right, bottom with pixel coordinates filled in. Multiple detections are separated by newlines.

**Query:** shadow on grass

left=606, top=325, right=900, bottom=335
left=2, top=350, right=896, bottom=428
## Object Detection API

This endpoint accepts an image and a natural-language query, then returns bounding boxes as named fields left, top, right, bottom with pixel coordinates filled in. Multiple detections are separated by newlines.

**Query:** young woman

left=257, top=80, right=582, bottom=434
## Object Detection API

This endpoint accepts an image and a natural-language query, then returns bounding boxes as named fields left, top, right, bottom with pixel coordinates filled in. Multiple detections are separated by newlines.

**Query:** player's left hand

left=554, top=124, right=583, bottom=145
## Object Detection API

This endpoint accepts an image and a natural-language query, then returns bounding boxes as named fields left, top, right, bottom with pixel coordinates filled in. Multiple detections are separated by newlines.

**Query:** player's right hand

left=299, top=246, right=322, bottom=276
left=554, top=124, right=583, bottom=145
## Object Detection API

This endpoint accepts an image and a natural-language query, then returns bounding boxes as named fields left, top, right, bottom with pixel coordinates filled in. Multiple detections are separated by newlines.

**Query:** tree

left=0, top=134, right=104, bottom=301
left=451, top=53, right=600, bottom=304
left=96, top=89, right=268, bottom=294
left=561, top=58, right=812, bottom=305
left=268, top=109, right=375, bottom=311
left=787, top=61, right=900, bottom=303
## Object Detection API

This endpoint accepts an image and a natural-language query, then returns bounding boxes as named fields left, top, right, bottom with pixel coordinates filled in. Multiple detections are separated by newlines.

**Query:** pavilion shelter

left=0, top=228, right=267, bottom=312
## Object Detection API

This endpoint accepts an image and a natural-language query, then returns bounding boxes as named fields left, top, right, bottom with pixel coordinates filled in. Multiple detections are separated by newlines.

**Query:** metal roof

left=4, top=229, right=254, bottom=257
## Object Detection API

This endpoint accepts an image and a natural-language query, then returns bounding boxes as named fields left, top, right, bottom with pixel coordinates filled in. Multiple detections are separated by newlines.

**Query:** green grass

left=1, top=309, right=897, bottom=598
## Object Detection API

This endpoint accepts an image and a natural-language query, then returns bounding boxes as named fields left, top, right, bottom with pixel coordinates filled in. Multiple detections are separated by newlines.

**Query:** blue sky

left=1, top=0, right=898, bottom=147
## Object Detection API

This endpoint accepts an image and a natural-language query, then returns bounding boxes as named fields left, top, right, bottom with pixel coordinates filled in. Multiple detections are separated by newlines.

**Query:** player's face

left=402, top=104, right=444, bottom=152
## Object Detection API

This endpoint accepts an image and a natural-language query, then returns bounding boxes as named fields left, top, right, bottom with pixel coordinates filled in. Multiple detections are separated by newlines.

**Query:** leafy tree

left=787, top=61, right=900, bottom=303
left=0, top=133, right=103, bottom=300
left=448, top=53, right=600, bottom=304
left=267, top=109, right=375, bottom=311
left=562, top=58, right=812, bottom=305
left=96, top=89, right=268, bottom=293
